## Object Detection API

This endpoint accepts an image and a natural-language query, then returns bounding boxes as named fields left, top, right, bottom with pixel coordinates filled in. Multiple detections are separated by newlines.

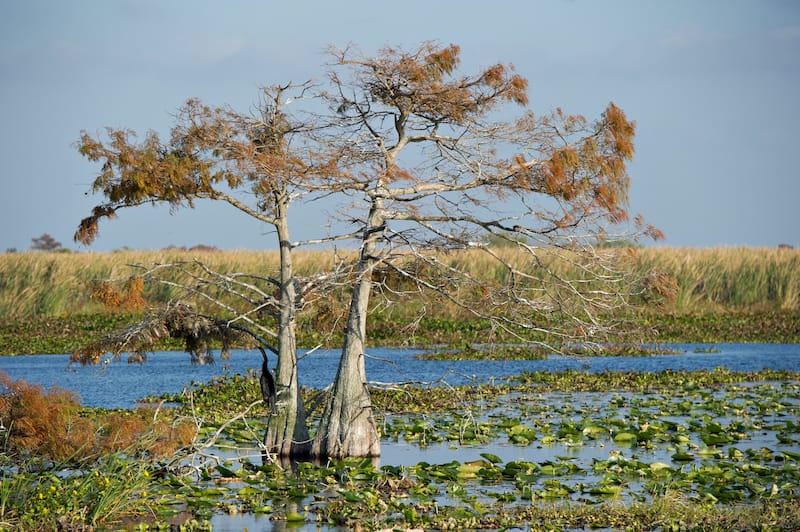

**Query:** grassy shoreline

left=1, top=246, right=798, bottom=355
left=1, top=309, right=798, bottom=356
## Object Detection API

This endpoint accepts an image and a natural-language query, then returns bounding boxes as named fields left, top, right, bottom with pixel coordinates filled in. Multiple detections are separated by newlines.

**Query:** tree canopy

left=75, top=42, right=660, bottom=459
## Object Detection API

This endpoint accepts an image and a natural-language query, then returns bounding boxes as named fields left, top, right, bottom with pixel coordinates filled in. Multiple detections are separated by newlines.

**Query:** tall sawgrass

left=0, top=249, right=344, bottom=319
left=635, top=247, right=800, bottom=311
left=0, top=246, right=798, bottom=319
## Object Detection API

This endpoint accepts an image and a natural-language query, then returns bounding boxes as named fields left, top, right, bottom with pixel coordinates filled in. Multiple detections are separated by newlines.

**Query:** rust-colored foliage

left=89, top=276, right=146, bottom=311
left=97, top=411, right=195, bottom=458
left=74, top=86, right=344, bottom=247
left=0, top=370, right=94, bottom=461
left=635, top=213, right=666, bottom=241
left=90, top=280, right=122, bottom=307
left=0, top=370, right=196, bottom=462
left=74, top=124, right=217, bottom=246
left=98, top=413, right=147, bottom=452
left=529, top=102, right=637, bottom=226
left=335, top=42, right=528, bottom=126
left=122, top=276, right=146, bottom=311
left=603, top=102, right=636, bottom=159
left=75, top=206, right=117, bottom=246
left=642, top=271, right=680, bottom=306
left=148, top=418, right=196, bottom=458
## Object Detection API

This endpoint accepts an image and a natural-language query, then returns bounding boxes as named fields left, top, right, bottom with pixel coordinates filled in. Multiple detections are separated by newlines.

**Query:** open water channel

left=0, top=343, right=797, bottom=409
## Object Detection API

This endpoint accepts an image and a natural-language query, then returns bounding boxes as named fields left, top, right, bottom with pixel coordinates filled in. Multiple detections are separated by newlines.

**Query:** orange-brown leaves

left=386, top=164, right=414, bottom=183
left=483, top=64, right=507, bottom=88
left=90, top=281, right=122, bottom=307
left=339, top=42, right=530, bottom=127
left=99, top=414, right=147, bottom=452
left=90, top=276, right=147, bottom=311
left=635, top=213, right=665, bottom=241
left=524, top=103, right=638, bottom=225
left=593, top=182, right=626, bottom=222
left=76, top=126, right=215, bottom=211
left=581, top=102, right=636, bottom=223
left=147, top=418, right=196, bottom=458
left=0, top=370, right=93, bottom=462
left=0, top=370, right=196, bottom=462
left=508, top=75, right=529, bottom=104
left=602, top=102, right=635, bottom=160
left=123, top=276, right=146, bottom=310
left=482, top=65, right=529, bottom=106
left=76, top=84, right=336, bottom=247
left=424, top=43, right=461, bottom=78
left=542, top=147, right=580, bottom=199
left=99, top=412, right=195, bottom=458
left=642, top=270, right=679, bottom=306
left=508, top=154, right=535, bottom=191
left=75, top=206, right=117, bottom=245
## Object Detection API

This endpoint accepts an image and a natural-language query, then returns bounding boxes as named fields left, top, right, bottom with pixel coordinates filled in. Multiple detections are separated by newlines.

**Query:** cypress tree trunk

left=263, top=207, right=311, bottom=458
left=310, top=274, right=380, bottom=457
left=311, top=202, right=382, bottom=458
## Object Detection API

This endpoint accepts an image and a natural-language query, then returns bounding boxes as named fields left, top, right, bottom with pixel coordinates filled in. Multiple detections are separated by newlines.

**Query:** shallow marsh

left=115, top=367, right=800, bottom=530
left=2, top=348, right=800, bottom=530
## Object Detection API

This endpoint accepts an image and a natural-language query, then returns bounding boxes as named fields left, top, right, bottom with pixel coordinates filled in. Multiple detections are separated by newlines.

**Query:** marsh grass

left=3, top=246, right=798, bottom=314
left=636, top=246, right=800, bottom=311
left=0, top=453, right=153, bottom=529
left=1, top=246, right=799, bottom=356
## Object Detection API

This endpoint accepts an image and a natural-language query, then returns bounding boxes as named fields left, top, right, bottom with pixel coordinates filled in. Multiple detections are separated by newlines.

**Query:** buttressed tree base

left=75, top=42, right=659, bottom=459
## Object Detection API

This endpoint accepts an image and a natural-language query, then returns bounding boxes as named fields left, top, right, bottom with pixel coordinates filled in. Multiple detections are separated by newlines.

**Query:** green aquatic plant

left=3, top=367, right=799, bottom=530
left=0, top=454, right=155, bottom=530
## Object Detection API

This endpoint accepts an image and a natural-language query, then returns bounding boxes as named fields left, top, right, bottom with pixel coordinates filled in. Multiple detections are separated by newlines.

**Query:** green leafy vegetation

left=2, top=368, right=799, bottom=529
left=2, top=309, right=798, bottom=356
left=637, top=310, right=800, bottom=344
left=0, top=313, right=186, bottom=356
left=1, top=456, right=154, bottom=529
left=133, top=369, right=800, bottom=530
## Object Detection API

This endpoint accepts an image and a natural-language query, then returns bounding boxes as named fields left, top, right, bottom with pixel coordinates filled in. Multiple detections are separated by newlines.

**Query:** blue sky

left=1, top=0, right=798, bottom=251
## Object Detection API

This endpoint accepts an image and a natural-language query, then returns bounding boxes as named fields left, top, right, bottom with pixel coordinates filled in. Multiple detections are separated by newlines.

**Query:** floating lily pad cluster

left=125, top=368, right=800, bottom=530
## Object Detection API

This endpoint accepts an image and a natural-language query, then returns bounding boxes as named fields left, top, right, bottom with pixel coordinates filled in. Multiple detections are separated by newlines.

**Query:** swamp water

left=1, top=344, right=798, bottom=530
left=0, top=343, right=798, bottom=409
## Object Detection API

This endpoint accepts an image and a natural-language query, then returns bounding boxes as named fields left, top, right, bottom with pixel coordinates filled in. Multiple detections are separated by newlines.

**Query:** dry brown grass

left=0, top=246, right=797, bottom=321
left=635, top=246, right=800, bottom=311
